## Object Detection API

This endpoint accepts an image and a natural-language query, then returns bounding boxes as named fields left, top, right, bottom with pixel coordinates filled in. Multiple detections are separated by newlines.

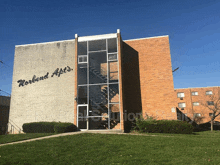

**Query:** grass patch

left=0, top=133, right=55, bottom=144
left=0, top=131, right=220, bottom=164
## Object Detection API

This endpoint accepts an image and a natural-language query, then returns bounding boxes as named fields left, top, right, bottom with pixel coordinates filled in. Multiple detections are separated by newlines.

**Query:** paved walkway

left=0, top=131, right=173, bottom=147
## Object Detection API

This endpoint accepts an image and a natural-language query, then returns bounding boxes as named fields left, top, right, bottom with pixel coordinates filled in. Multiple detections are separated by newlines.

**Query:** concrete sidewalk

left=0, top=131, right=173, bottom=147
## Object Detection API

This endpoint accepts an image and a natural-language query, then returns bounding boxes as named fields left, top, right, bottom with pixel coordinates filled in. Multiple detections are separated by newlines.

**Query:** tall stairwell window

left=77, top=34, right=120, bottom=130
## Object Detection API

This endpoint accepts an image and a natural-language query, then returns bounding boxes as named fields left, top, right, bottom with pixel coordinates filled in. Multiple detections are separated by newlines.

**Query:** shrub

left=135, top=119, right=193, bottom=134
left=23, top=122, right=57, bottom=133
left=54, top=123, right=77, bottom=133
left=22, top=122, right=77, bottom=133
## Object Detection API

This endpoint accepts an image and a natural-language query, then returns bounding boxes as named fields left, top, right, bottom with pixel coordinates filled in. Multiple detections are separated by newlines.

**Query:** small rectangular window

left=177, top=92, right=185, bottom=98
left=192, top=92, right=198, bottom=96
left=209, top=113, right=214, bottom=117
left=194, top=113, right=201, bottom=117
left=193, top=102, right=199, bottom=106
left=108, top=53, right=117, bottom=61
left=206, top=91, right=213, bottom=95
left=78, top=55, right=88, bottom=63
left=178, top=102, right=186, bottom=108
left=207, top=101, right=214, bottom=105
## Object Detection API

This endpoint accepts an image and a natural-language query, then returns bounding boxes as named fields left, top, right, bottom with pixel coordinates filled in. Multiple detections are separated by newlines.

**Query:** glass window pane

left=110, top=104, right=120, bottom=129
left=89, top=117, right=108, bottom=130
left=110, top=104, right=119, bottom=112
left=177, top=92, right=184, bottom=98
left=178, top=103, right=186, bottom=108
left=108, top=38, right=117, bottom=53
left=108, top=53, right=117, bottom=61
left=78, top=106, right=87, bottom=117
left=206, top=91, right=213, bottom=95
left=78, top=119, right=87, bottom=129
left=193, top=102, right=199, bottom=106
left=89, top=39, right=106, bottom=51
left=78, top=86, right=87, bottom=104
left=194, top=113, right=201, bottom=117
left=89, top=51, right=107, bottom=84
left=109, top=61, right=118, bottom=83
left=109, top=84, right=119, bottom=103
left=78, top=42, right=87, bottom=55
left=192, top=92, right=198, bottom=96
left=78, top=56, right=87, bottom=63
left=78, top=63, right=87, bottom=85
left=207, top=101, right=214, bottom=105
left=89, top=85, right=108, bottom=116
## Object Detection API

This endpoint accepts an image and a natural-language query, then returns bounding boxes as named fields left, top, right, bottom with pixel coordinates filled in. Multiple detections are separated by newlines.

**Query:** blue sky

left=0, top=0, right=220, bottom=95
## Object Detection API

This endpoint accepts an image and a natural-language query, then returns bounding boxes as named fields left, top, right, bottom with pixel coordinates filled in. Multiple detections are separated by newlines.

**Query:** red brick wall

left=121, top=42, right=142, bottom=131
left=175, top=87, right=220, bottom=123
left=118, top=33, right=124, bottom=130
left=125, top=36, right=177, bottom=120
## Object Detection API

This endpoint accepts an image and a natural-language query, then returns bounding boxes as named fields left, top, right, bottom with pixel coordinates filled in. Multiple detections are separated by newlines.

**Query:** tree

left=201, top=94, right=220, bottom=132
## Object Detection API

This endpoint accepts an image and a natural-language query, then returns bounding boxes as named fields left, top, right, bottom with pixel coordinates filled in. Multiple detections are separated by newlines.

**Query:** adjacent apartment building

left=175, top=86, right=220, bottom=124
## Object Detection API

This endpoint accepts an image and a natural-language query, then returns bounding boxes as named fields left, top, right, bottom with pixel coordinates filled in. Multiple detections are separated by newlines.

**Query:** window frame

left=194, top=113, right=201, bottom=117
left=206, top=91, right=213, bottom=95
left=107, top=53, right=118, bottom=62
left=178, top=102, right=186, bottom=108
left=193, top=102, right=200, bottom=106
left=78, top=55, right=88, bottom=64
left=207, top=101, right=214, bottom=106
left=191, top=91, right=198, bottom=96
left=177, top=92, right=185, bottom=98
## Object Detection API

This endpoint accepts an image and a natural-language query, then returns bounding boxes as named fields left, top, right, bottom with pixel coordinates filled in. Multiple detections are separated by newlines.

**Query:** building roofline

left=15, top=39, right=75, bottom=47
left=15, top=33, right=118, bottom=47
left=78, top=33, right=117, bottom=42
left=15, top=33, right=168, bottom=47
left=124, top=35, right=169, bottom=42
left=174, top=86, right=220, bottom=90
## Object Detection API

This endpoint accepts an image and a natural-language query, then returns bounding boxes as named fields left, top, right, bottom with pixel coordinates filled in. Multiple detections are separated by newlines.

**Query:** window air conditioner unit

left=180, top=97, right=183, bottom=100
left=181, top=108, right=184, bottom=110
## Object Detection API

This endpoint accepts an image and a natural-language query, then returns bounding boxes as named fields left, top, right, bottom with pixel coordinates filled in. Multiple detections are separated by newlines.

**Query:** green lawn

left=0, top=133, right=55, bottom=144
left=0, top=131, right=220, bottom=164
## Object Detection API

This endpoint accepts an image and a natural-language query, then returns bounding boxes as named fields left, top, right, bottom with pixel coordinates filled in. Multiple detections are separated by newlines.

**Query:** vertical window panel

left=89, top=51, right=107, bottom=84
left=89, top=85, right=108, bottom=116
left=78, top=41, right=87, bottom=55
left=78, top=64, right=87, bottom=85
left=78, top=86, right=87, bottom=104
left=109, top=61, right=119, bottom=83
left=89, top=39, right=106, bottom=51
left=109, top=84, right=119, bottom=103
left=108, top=38, right=117, bottom=53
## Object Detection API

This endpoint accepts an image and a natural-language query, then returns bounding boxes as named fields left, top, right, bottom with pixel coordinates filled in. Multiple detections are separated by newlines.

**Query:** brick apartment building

left=8, top=29, right=218, bottom=133
left=9, top=30, right=177, bottom=133
left=175, top=87, right=220, bottom=124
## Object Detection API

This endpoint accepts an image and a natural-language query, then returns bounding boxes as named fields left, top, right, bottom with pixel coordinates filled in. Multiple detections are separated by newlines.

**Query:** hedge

left=22, top=122, right=77, bottom=133
left=54, top=123, right=77, bottom=133
left=135, top=119, right=193, bottom=134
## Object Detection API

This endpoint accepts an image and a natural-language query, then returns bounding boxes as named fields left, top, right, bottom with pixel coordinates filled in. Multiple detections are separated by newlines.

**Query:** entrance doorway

left=77, top=104, right=109, bottom=130
left=77, top=105, right=88, bottom=130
